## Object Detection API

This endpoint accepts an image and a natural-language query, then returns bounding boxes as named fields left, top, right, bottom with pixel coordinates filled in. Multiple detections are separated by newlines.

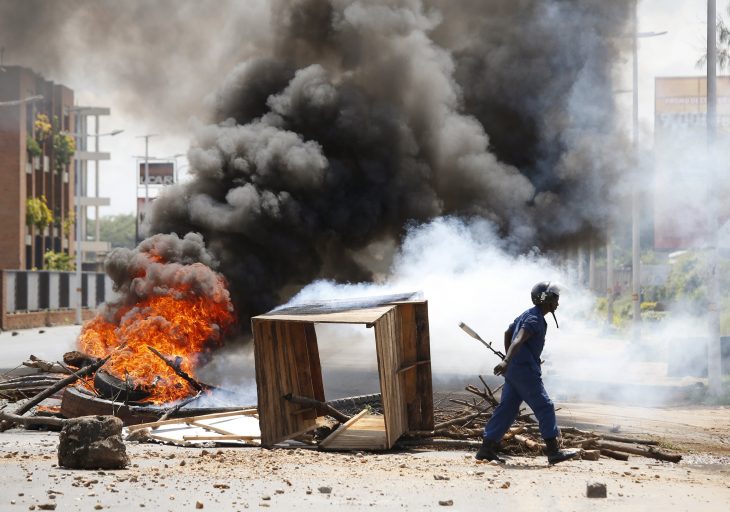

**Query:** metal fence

left=3, top=270, right=115, bottom=314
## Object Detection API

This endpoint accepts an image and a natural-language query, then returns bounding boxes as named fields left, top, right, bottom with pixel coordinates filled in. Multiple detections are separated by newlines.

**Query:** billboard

left=653, top=76, right=730, bottom=250
left=138, top=162, right=174, bottom=186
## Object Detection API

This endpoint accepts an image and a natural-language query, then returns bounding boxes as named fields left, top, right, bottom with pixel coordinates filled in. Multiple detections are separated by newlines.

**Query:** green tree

left=97, top=214, right=136, bottom=249
left=697, top=6, right=730, bottom=69
left=663, top=252, right=707, bottom=309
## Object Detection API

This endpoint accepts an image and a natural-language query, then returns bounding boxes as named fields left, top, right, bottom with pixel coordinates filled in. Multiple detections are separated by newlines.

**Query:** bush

left=53, top=131, right=75, bottom=173
left=26, top=136, right=42, bottom=157
left=44, top=250, right=75, bottom=271
left=26, top=195, right=54, bottom=230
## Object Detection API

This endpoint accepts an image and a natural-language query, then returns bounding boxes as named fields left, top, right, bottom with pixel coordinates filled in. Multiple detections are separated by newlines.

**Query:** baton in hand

left=458, top=322, right=506, bottom=360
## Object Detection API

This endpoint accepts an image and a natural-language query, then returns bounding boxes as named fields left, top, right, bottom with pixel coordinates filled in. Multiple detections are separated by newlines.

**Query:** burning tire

left=93, top=369, right=151, bottom=403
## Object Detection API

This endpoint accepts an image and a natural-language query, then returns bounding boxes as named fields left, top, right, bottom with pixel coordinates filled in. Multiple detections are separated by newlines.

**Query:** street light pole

left=706, top=0, right=722, bottom=396
left=631, top=0, right=641, bottom=341
left=629, top=1, right=668, bottom=340
left=74, top=122, right=83, bottom=324
left=136, top=135, right=158, bottom=237
left=0, top=94, right=43, bottom=107
left=137, top=135, right=158, bottom=209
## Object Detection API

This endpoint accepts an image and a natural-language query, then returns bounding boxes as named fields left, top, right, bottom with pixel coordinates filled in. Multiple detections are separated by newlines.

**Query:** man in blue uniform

left=475, top=281, right=578, bottom=465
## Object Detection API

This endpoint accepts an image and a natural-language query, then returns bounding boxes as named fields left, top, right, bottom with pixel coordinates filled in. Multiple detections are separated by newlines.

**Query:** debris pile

left=0, top=348, right=237, bottom=432
left=398, top=378, right=683, bottom=464
left=1, top=355, right=684, bottom=464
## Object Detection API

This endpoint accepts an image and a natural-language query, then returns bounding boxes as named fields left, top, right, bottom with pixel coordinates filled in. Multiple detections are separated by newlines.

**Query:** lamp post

left=137, top=135, right=158, bottom=212
left=706, top=0, right=722, bottom=396
left=630, top=0, right=667, bottom=340
left=0, top=94, right=43, bottom=107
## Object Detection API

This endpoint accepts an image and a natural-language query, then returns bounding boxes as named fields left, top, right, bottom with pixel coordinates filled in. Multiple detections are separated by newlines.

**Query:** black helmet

left=531, top=281, right=560, bottom=306
left=531, top=281, right=560, bottom=327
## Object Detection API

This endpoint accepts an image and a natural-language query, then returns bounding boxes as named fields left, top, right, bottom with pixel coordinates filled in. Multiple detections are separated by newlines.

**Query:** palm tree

left=697, top=6, right=730, bottom=69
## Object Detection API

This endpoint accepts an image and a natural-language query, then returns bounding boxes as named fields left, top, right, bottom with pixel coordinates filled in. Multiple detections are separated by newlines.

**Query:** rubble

left=586, top=481, right=608, bottom=498
left=398, top=382, right=683, bottom=464
left=57, top=416, right=130, bottom=470
left=0, top=346, right=686, bottom=466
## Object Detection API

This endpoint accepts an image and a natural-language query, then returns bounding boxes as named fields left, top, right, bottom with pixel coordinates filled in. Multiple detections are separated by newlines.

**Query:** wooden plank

left=289, top=322, right=317, bottom=421
left=375, top=308, right=407, bottom=448
left=252, top=319, right=273, bottom=446
left=254, top=318, right=285, bottom=446
left=274, top=319, right=297, bottom=441
left=186, top=421, right=237, bottom=436
left=126, top=409, right=259, bottom=432
left=252, top=319, right=269, bottom=444
left=319, top=409, right=369, bottom=449
left=414, top=302, right=434, bottom=430
left=391, top=307, right=407, bottom=445
left=253, top=318, right=321, bottom=446
left=256, top=307, right=393, bottom=324
left=182, top=434, right=260, bottom=441
left=399, top=303, right=419, bottom=429
left=320, top=413, right=387, bottom=451
left=305, top=322, right=325, bottom=402
left=148, top=433, right=192, bottom=446
left=285, top=323, right=319, bottom=434
left=280, top=320, right=298, bottom=433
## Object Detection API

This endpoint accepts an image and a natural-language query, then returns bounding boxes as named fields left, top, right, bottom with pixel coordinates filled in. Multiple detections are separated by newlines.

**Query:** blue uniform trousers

left=483, top=364, right=559, bottom=441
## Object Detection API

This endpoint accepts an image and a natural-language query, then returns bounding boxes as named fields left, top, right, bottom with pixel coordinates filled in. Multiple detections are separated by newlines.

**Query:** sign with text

left=653, top=76, right=730, bottom=250
left=138, top=162, right=174, bottom=186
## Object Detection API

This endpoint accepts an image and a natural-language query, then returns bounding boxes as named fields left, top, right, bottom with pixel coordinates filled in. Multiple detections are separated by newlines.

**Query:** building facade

left=0, top=65, right=76, bottom=270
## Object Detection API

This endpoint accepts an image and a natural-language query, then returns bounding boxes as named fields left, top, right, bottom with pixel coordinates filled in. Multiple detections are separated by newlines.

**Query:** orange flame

left=78, top=262, right=234, bottom=404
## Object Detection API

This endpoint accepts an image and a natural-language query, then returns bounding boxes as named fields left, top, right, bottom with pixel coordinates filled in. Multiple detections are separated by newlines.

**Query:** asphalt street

left=0, top=324, right=80, bottom=374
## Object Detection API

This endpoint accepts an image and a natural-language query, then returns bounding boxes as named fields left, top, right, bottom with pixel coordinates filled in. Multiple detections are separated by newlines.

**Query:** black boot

left=475, top=438, right=505, bottom=463
left=544, top=437, right=579, bottom=464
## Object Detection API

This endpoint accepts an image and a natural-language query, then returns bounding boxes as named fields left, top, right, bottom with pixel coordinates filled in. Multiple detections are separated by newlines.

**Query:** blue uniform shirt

left=506, top=305, right=547, bottom=373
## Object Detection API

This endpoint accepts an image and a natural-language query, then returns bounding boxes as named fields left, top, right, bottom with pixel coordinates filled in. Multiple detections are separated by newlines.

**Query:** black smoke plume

left=0, top=0, right=633, bottom=324
left=139, top=0, right=632, bottom=325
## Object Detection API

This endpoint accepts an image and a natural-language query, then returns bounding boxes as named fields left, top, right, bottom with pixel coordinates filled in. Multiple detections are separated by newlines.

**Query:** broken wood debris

left=0, top=374, right=66, bottom=401
left=0, top=353, right=114, bottom=431
left=146, top=346, right=216, bottom=393
left=22, top=355, right=73, bottom=374
left=0, top=349, right=687, bottom=465
left=125, top=409, right=261, bottom=446
left=283, top=393, right=351, bottom=424
left=397, top=378, right=683, bottom=463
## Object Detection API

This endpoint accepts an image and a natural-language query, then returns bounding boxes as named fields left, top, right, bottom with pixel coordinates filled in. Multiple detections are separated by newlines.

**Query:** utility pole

left=137, top=134, right=158, bottom=227
left=706, top=0, right=722, bottom=396
left=74, top=115, right=84, bottom=325
left=607, top=233, right=615, bottom=325
left=631, top=0, right=641, bottom=340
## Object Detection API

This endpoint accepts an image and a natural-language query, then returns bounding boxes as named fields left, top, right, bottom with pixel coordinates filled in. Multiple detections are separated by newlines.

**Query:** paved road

left=0, top=325, right=80, bottom=374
